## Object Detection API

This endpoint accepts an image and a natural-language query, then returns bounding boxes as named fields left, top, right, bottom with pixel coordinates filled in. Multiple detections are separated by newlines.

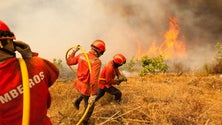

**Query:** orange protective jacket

left=0, top=57, right=59, bottom=125
left=67, top=50, right=101, bottom=96
left=98, top=60, right=120, bottom=89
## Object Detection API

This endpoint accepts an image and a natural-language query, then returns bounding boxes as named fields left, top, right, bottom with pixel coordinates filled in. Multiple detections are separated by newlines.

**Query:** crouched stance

left=96, top=54, right=127, bottom=103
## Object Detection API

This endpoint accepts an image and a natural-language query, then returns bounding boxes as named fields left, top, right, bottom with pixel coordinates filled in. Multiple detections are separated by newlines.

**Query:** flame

left=135, top=39, right=143, bottom=59
left=146, top=41, right=159, bottom=57
left=159, top=17, right=186, bottom=59
left=136, top=17, right=187, bottom=59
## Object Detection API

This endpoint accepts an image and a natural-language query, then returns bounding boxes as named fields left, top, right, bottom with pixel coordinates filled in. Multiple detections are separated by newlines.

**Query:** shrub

left=139, top=55, right=168, bottom=76
left=52, top=58, right=76, bottom=80
left=53, top=58, right=63, bottom=69
left=120, top=59, right=137, bottom=72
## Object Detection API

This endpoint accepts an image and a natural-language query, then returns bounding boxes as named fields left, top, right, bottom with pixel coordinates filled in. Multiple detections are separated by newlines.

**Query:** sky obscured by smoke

left=1, top=0, right=222, bottom=67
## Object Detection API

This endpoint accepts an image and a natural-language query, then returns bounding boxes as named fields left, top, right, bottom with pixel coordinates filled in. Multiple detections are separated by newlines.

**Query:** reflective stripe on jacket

left=98, top=60, right=120, bottom=89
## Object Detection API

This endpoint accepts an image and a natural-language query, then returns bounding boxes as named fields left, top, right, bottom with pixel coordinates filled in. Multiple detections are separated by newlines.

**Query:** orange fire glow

left=136, top=17, right=187, bottom=59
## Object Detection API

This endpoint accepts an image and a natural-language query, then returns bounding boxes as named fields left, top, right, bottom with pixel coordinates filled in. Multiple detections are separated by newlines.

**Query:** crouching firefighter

left=95, top=54, right=127, bottom=103
left=0, top=20, right=59, bottom=125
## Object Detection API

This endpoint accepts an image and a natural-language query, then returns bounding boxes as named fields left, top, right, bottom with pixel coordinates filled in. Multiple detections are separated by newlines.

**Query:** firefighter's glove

left=116, top=75, right=127, bottom=85
left=14, top=41, right=32, bottom=59
left=116, top=78, right=124, bottom=85
left=72, top=45, right=80, bottom=54
left=88, top=95, right=96, bottom=104
left=120, top=75, right=127, bottom=82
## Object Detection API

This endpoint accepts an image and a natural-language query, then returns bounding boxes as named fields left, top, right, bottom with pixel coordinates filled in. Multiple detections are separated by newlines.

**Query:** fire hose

left=18, top=58, right=30, bottom=125
left=65, top=45, right=93, bottom=125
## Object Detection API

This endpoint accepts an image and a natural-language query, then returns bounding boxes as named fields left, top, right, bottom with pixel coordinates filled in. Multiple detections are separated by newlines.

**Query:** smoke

left=1, top=0, right=222, bottom=68
left=99, top=0, right=222, bottom=67
left=169, top=0, right=222, bottom=67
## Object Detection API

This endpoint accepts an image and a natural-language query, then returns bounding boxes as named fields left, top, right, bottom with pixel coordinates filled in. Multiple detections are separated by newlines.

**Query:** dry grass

left=48, top=73, right=222, bottom=125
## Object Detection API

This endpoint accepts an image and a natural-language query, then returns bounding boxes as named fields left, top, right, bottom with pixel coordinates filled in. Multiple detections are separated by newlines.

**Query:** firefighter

left=95, top=54, right=127, bottom=103
left=0, top=20, right=59, bottom=124
left=66, top=40, right=106, bottom=125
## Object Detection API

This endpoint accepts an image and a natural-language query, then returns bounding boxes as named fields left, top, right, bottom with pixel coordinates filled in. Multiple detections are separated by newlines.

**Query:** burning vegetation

left=136, top=17, right=186, bottom=60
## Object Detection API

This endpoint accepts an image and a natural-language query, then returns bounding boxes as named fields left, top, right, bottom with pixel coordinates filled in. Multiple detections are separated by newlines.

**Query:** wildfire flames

left=136, top=17, right=187, bottom=59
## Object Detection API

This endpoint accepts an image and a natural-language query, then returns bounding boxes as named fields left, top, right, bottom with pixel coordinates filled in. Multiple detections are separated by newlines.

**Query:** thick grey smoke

left=1, top=0, right=222, bottom=68
left=99, top=0, right=222, bottom=67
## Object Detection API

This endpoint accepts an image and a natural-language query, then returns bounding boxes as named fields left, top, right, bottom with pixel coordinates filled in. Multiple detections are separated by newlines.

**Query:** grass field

left=48, top=73, right=222, bottom=125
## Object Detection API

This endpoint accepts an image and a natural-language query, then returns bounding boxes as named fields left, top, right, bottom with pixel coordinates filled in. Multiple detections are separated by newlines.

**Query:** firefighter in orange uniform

left=66, top=40, right=106, bottom=125
left=95, top=54, right=127, bottom=103
left=0, top=20, right=59, bottom=125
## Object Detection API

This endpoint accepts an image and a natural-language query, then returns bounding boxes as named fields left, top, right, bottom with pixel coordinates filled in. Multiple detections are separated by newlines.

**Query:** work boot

left=73, top=96, right=83, bottom=110
left=81, top=120, right=89, bottom=125
left=73, top=99, right=81, bottom=110
left=115, top=99, right=121, bottom=104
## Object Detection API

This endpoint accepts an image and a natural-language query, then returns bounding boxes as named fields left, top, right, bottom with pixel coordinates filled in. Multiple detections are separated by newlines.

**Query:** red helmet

left=113, top=54, right=126, bottom=65
left=91, top=39, right=106, bottom=55
left=0, top=20, right=15, bottom=40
